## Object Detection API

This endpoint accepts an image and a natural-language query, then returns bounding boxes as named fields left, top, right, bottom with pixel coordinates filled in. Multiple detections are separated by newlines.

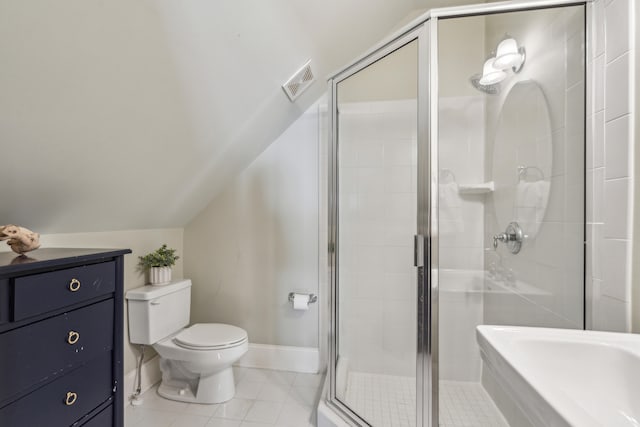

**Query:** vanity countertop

left=0, top=248, right=131, bottom=276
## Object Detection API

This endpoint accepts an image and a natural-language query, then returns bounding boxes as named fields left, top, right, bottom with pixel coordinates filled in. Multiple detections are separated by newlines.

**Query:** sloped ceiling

left=0, top=0, right=475, bottom=233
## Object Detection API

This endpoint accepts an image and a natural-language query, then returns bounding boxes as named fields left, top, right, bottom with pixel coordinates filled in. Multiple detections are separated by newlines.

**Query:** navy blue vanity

left=0, top=248, right=131, bottom=427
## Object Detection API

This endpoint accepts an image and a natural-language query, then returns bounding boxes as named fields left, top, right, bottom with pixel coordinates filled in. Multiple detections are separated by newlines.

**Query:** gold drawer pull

left=68, top=278, right=81, bottom=292
left=65, top=391, right=78, bottom=406
left=67, top=330, right=80, bottom=345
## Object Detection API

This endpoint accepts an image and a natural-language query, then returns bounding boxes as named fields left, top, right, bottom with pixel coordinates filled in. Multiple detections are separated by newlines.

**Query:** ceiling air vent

left=282, top=60, right=315, bottom=102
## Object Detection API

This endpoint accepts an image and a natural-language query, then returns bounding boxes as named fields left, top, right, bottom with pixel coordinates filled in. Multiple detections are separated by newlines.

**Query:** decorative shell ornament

left=0, top=225, right=41, bottom=255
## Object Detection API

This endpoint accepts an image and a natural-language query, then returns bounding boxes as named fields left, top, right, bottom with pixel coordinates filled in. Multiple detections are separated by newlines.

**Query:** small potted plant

left=138, top=244, right=179, bottom=286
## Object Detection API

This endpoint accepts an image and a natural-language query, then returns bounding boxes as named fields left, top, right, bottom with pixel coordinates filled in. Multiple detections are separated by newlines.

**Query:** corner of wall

left=589, top=0, right=635, bottom=332
left=630, top=0, right=640, bottom=333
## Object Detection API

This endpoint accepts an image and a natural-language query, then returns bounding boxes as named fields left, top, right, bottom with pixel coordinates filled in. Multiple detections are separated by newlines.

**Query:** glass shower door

left=436, top=5, right=585, bottom=426
left=333, top=38, right=419, bottom=427
left=327, top=3, right=587, bottom=427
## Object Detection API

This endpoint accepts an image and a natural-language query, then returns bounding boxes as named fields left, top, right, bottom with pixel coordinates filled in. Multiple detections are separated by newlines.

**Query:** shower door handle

left=414, top=235, right=425, bottom=267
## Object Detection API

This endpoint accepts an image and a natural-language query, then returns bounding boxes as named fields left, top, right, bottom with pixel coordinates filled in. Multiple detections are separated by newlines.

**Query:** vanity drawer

left=81, top=405, right=113, bottom=427
left=13, top=261, right=115, bottom=321
left=0, top=300, right=114, bottom=405
left=0, top=352, right=113, bottom=427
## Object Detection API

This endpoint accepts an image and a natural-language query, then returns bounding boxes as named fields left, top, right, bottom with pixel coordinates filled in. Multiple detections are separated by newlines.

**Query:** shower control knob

left=493, top=222, right=524, bottom=254
left=493, top=233, right=508, bottom=249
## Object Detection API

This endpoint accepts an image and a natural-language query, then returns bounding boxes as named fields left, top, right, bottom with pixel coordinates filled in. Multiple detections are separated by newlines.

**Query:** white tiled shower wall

left=335, top=95, right=486, bottom=380
left=483, top=6, right=586, bottom=329
left=587, top=0, right=636, bottom=332
left=337, top=100, right=417, bottom=376
left=438, top=96, right=486, bottom=274
left=438, top=96, right=486, bottom=382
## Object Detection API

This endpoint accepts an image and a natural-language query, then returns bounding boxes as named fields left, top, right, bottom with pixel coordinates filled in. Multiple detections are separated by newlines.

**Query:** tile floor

left=125, top=367, right=324, bottom=427
left=344, top=372, right=415, bottom=427
left=342, top=371, right=508, bottom=427
left=440, top=381, right=509, bottom=427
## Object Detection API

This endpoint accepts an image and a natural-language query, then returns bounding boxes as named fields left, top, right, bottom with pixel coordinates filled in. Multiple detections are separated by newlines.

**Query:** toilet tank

left=126, top=279, right=192, bottom=345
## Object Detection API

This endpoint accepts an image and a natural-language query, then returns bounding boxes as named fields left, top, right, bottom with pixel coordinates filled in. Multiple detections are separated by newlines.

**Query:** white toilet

left=126, top=279, right=248, bottom=404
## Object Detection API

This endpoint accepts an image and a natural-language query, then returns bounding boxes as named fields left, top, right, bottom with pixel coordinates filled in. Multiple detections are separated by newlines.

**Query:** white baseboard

left=124, top=355, right=161, bottom=398
left=236, top=343, right=319, bottom=374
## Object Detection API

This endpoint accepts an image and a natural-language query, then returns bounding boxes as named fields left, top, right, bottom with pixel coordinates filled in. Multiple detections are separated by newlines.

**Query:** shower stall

left=325, top=1, right=588, bottom=426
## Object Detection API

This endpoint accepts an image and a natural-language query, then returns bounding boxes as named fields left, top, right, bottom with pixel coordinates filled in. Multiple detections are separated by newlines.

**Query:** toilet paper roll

left=293, top=293, right=310, bottom=310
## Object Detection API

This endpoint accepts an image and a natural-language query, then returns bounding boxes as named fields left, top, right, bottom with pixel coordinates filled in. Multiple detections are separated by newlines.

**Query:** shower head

left=470, top=73, right=500, bottom=95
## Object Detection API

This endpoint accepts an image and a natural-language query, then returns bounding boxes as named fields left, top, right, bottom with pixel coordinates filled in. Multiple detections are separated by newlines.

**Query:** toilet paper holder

left=288, top=292, right=318, bottom=304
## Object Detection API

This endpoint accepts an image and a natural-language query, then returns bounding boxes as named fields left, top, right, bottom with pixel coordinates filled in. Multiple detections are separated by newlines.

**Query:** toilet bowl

left=126, top=280, right=249, bottom=404
left=154, top=323, right=248, bottom=403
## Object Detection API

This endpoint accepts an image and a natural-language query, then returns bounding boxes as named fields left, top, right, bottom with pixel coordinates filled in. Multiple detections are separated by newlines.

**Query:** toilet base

left=157, top=364, right=236, bottom=404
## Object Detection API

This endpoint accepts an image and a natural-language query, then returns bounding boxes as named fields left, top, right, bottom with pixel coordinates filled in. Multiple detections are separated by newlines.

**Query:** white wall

left=483, top=6, right=585, bottom=329
left=337, top=100, right=417, bottom=376
left=436, top=17, right=487, bottom=280
left=588, top=0, right=636, bottom=332
left=633, top=0, right=640, bottom=334
left=0, top=0, right=431, bottom=234
left=0, top=228, right=184, bottom=379
left=435, top=16, right=486, bottom=383
left=183, top=102, right=320, bottom=349
left=438, top=95, right=486, bottom=274
left=437, top=96, right=486, bottom=382
left=338, top=40, right=417, bottom=102
left=435, top=0, right=637, bottom=336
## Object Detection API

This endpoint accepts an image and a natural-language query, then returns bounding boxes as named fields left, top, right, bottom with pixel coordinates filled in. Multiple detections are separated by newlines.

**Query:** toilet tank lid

left=125, top=279, right=192, bottom=301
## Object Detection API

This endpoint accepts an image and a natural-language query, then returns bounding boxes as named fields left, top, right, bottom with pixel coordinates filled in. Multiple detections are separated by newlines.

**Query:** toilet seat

left=173, top=323, right=248, bottom=350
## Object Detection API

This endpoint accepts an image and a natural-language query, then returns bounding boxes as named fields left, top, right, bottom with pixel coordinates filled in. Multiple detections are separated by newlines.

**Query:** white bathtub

left=477, top=325, right=640, bottom=427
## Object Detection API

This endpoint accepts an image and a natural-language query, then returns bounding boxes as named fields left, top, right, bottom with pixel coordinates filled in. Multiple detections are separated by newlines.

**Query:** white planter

left=149, top=266, right=172, bottom=286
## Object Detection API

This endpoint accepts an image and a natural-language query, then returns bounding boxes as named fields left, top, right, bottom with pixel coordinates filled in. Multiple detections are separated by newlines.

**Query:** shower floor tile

left=440, top=381, right=509, bottom=427
left=344, top=372, right=508, bottom=427
left=345, top=372, right=415, bottom=427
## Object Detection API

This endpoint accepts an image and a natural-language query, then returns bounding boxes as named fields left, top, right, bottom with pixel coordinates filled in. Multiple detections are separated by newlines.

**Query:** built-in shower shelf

left=458, top=181, right=494, bottom=194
